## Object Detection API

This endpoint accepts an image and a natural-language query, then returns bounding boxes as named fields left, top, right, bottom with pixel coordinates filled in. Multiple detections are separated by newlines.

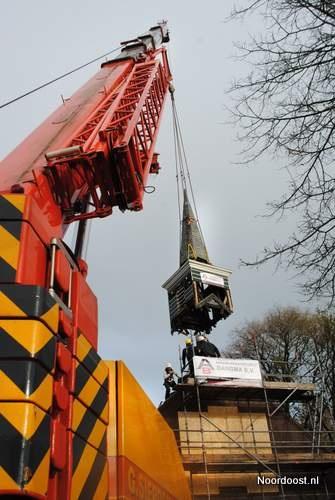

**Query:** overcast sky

left=0, top=1, right=306, bottom=404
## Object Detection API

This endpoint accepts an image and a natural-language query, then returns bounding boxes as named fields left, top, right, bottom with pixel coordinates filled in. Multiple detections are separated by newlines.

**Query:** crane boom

left=0, top=23, right=186, bottom=500
left=1, top=22, right=171, bottom=222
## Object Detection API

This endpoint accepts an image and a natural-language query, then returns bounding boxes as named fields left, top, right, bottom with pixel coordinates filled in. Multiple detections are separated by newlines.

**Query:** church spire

left=180, top=189, right=210, bottom=266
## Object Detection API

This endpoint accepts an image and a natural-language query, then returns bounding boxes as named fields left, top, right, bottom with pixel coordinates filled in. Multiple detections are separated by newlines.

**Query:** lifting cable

left=0, top=46, right=121, bottom=110
left=170, top=88, right=207, bottom=248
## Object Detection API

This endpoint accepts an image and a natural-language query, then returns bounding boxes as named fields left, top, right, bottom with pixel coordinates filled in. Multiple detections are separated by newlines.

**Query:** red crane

left=0, top=23, right=174, bottom=500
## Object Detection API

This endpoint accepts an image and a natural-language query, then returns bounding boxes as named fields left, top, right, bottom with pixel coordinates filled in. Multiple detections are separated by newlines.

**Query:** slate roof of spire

left=180, top=190, right=210, bottom=266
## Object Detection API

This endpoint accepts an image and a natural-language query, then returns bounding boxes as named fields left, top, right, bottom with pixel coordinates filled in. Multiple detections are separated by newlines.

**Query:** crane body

left=0, top=24, right=190, bottom=500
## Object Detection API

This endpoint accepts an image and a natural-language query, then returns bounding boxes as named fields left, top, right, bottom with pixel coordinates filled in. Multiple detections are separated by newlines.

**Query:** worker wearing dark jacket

left=196, top=335, right=221, bottom=358
left=182, top=338, right=195, bottom=377
left=163, top=364, right=178, bottom=399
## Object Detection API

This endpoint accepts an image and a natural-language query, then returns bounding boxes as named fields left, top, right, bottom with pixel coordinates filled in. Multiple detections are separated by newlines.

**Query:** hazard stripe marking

left=0, top=402, right=46, bottom=439
left=90, top=384, right=108, bottom=422
left=75, top=409, right=106, bottom=450
left=25, top=449, right=50, bottom=496
left=76, top=330, right=91, bottom=360
left=0, top=409, right=50, bottom=485
left=0, top=325, right=55, bottom=371
left=0, top=360, right=50, bottom=394
left=0, top=224, right=20, bottom=269
left=0, top=284, right=56, bottom=317
left=102, top=376, right=108, bottom=393
left=72, top=433, right=86, bottom=473
left=0, top=466, right=19, bottom=490
left=72, top=398, right=107, bottom=450
left=40, top=303, right=58, bottom=333
left=0, top=220, right=22, bottom=240
left=98, top=430, right=107, bottom=456
left=71, top=433, right=107, bottom=500
left=92, top=462, right=108, bottom=500
left=92, top=363, right=109, bottom=389
left=78, top=447, right=107, bottom=500
left=82, top=348, right=101, bottom=377
left=71, top=439, right=97, bottom=499
left=0, top=285, right=59, bottom=333
left=0, top=196, right=23, bottom=220
left=0, top=290, right=24, bottom=316
left=0, top=257, right=16, bottom=282
left=2, top=194, right=25, bottom=214
left=0, top=321, right=54, bottom=410
left=0, top=367, right=53, bottom=411
left=0, top=327, right=27, bottom=358
left=75, top=362, right=91, bottom=395
left=77, top=332, right=109, bottom=386
left=0, top=195, right=24, bottom=285
left=74, top=363, right=108, bottom=423
left=72, top=428, right=106, bottom=474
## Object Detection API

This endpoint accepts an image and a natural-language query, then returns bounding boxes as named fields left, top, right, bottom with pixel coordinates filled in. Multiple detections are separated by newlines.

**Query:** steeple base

left=162, top=259, right=233, bottom=335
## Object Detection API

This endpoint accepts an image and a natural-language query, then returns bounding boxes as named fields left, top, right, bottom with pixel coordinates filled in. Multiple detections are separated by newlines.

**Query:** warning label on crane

left=194, top=357, right=262, bottom=381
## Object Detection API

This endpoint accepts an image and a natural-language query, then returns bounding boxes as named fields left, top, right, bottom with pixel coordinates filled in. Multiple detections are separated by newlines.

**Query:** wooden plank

left=179, top=405, right=272, bottom=457
left=182, top=451, right=335, bottom=464
left=264, top=381, right=315, bottom=391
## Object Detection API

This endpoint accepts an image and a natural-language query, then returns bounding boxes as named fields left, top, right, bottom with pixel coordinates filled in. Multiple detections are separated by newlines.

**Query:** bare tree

left=223, top=307, right=316, bottom=382
left=313, top=312, right=335, bottom=420
left=230, top=1, right=335, bottom=304
left=223, top=306, right=335, bottom=432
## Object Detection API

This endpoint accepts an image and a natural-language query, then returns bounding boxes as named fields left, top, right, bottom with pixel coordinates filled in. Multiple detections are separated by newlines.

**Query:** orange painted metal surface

left=71, top=271, right=98, bottom=350
left=0, top=23, right=172, bottom=498
left=0, top=61, right=132, bottom=190
left=106, top=361, right=191, bottom=500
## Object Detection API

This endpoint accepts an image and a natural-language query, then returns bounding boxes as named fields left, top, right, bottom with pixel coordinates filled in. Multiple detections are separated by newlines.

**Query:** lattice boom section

left=103, top=59, right=169, bottom=180
left=45, top=53, right=171, bottom=220
left=69, top=92, right=120, bottom=148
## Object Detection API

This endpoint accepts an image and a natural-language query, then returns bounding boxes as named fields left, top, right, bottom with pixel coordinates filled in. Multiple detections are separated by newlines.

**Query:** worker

left=163, top=363, right=178, bottom=399
left=196, top=335, right=221, bottom=358
left=196, top=335, right=207, bottom=357
left=182, top=338, right=195, bottom=377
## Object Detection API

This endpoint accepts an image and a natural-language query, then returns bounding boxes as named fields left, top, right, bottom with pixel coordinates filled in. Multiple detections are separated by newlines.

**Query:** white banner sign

left=200, top=272, right=225, bottom=287
left=194, top=357, right=262, bottom=381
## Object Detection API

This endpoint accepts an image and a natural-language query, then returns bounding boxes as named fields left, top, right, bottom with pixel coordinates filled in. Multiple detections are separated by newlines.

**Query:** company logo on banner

left=194, top=356, right=262, bottom=381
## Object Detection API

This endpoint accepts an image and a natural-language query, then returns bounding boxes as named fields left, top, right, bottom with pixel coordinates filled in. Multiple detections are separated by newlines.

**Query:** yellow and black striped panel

left=72, top=397, right=107, bottom=451
left=0, top=360, right=53, bottom=411
left=0, top=319, right=55, bottom=411
left=76, top=331, right=109, bottom=389
left=74, top=360, right=108, bottom=424
left=0, top=194, right=25, bottom=283
left=0, top=284, right=59, bottom=333
left=0, top=402, right=50, bottom=496
left=0, top=319, right=56, bottom=371
left=71, top=432, right=108, bottom=500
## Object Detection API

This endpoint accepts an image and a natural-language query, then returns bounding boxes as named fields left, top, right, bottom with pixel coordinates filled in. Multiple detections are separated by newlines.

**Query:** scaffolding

left=159, top=352, right=335, bottom=499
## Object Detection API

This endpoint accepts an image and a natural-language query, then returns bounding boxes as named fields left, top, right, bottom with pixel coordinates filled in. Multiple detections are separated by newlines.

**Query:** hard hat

left=166, top=362, right=172, bottom=368
left=197, top=335, right=205, bottom=342
left=185, top=338, right=192, bottom=345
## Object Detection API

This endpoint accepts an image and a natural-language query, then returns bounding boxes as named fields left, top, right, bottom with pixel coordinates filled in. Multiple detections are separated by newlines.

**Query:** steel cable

left=0, top=46, right=121, bottom=110
left=171, top=90, right=207, bottom=250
